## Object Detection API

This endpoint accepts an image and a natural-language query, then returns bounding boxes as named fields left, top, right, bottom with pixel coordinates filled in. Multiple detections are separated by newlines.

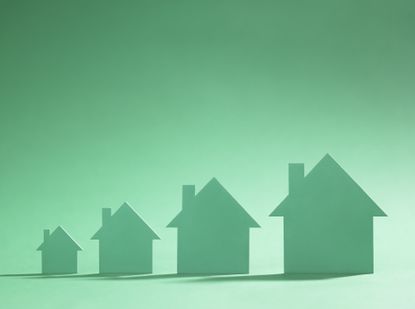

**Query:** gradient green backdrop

left=0, top=0, right=414, bottom=308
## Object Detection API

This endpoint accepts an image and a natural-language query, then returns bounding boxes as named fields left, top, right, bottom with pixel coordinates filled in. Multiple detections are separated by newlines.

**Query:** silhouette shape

left=37, top=226, right=82, bottom=274
left=167, top=178, right=260, bottom=274
left=270, top=154, right=386, bottom=274
left=92, top=202, right=160, bottom=274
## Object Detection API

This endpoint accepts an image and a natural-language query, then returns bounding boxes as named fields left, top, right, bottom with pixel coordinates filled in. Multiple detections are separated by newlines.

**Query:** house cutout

left=270, top=154, right=387, bottom=274
left=91, top=202, right=160, bottom=274
left=167, top=178, right=260, bottom=274
left=37, top=226, right=82, bottom=274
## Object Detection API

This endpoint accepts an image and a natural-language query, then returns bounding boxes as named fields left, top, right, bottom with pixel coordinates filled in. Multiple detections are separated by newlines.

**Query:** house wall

left=177, top=224, right=250, bottom=274
left=284, top=216, right=374, bottom=274
left=41, top=249, right=78, bottom=274
left=98, top=238, right=153, bottom=274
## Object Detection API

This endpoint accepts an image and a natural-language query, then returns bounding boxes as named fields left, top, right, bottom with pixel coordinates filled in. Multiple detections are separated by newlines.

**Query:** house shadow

left=0, top=273, right=104, bottom=279
left=93, top=273, right=232, bottom=281
left=0, top=273, right=215, bottom=281
left=191, top=273, right=365, bottom=282
left=0, top=272, right=364, bottom=282
left=0, top=273, right=44, bottom=278
left=90, top=273, right=187, bottom=280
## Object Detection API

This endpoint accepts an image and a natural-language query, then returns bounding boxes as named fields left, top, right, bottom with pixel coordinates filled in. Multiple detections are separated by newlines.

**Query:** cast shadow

left=0, top=273, right=211, bottom=281
left=0, top=273, right=103, bottom=279
left=94, top=273, right=222, bottom=281
left=0, top=272, right=366, bottom=282
left=192, top=273, right=365, bottom=282
left=0, top=273, right=44, bottom=278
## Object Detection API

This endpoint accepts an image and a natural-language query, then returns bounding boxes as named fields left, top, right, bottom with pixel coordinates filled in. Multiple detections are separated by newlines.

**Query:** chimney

left=182, top=185, right=195, bottom=210
left=43, top=229, right=50, bottom=242
left=102, top=208, right=112, bottom=226
left=289, top=163, right=304, bottom=194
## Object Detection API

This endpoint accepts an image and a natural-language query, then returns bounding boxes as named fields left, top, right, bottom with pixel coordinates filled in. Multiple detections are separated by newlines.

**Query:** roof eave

left=270, top=195, right=291, bottom=217
left=91, top=230, right=102, bottom=240
left=152, top=233, right=161, bottom=240
left=373, top=207, right=387, bottom=217
left=249, top=221, right=261, bottom=228
left=269, top=208, right=286, bottom=217
left=166, top=213, right=182, bottom=228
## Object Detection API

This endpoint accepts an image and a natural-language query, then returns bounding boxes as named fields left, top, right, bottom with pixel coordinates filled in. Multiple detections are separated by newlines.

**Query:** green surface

left=0, top=0, right=414, bottom=308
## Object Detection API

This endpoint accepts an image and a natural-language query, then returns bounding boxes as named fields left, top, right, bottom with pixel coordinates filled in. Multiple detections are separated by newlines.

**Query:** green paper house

left=92, top=202, right=160, bottom=274
left=37, top=226, right=82, bottom=274
left=270, top=154, right=387, bottom=274
left=168, top=178, right=260, bottom=274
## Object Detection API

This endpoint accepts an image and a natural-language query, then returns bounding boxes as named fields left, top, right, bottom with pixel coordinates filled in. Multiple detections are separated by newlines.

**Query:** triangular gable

left=37, top=226, right=82, bottom=251
left=92, top=203, right=160, bottom=240
left=271, top=154, right=387, bottom=217
left=168, top=178, right=260, bottom=228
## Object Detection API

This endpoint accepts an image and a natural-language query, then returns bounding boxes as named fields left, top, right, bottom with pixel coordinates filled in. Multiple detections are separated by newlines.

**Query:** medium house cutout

left=92, top=202, right=160, bottom=274
left=168, top=178, right=260, bottom=274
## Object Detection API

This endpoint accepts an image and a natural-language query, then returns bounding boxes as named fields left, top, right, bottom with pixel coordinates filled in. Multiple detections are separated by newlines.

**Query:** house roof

left=91, top=202, right=160, bottom=240
left=167, top=177, right=260, bottom=228
left=270, top=154, right=387, bottom=217
left=37, top=226, right=82, bottom=252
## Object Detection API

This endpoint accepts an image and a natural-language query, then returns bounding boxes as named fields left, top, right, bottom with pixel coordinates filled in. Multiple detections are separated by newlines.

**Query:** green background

left=0, top=0, right=414, bottom=308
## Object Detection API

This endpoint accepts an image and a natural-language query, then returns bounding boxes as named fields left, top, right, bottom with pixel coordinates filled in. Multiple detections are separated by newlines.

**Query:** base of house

left=98, top=271, right=153, bottom=275
left=282, top=271, right=373, bottom=278
left=41, top=271, right=78, bottom=275
left=177, top=270, right=250, bottom=275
